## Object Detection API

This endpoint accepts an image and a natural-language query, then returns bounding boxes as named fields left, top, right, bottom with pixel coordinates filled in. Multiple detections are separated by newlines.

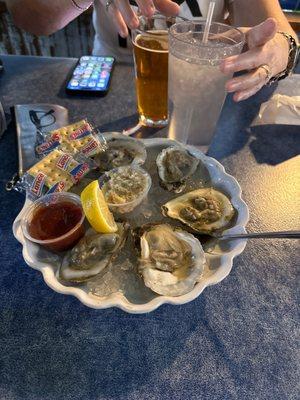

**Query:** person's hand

left=100, top=0, right=180, bottom=38
left=220, top=18, right=290, bottom=102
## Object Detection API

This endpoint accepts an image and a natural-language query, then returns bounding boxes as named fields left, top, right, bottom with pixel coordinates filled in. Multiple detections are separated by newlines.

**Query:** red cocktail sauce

left=28, top=201, right=85, bottom=252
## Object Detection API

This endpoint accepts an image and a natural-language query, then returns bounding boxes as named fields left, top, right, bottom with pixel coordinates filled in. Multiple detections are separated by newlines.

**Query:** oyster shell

left=138, top=224, right=205, bottom=296
left=162, top=188, right=235, bottom=234
left=156, top=146, right=199, bottom=192
left=94, top=134, right=147, bottom=172
left=59, top=223, right=128, bottom=282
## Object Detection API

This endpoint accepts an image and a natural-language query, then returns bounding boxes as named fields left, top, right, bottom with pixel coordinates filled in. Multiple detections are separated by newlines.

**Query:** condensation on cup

left=168, top=21, right=245, bottom=151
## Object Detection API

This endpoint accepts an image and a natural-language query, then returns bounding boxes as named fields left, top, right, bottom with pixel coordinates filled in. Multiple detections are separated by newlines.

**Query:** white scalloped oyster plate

left=13, top=137, right=249, bottom=313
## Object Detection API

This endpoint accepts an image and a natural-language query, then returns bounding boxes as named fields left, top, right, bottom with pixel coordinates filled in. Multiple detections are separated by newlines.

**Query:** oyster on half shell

left=162, top=188, right=235, bottom=235
left=59, top=223, right=128, bottom=282
left=94, top=135, right=147, bottom=172
left=156, top=146, right=199, bottom=193
left=138, top=224, right=205, bottom=296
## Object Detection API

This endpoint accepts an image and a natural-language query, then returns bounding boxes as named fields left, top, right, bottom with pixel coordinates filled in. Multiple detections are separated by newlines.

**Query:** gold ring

left=105, top=0, right=114, bottom=12
left=259, top=64, right=272, bottom=83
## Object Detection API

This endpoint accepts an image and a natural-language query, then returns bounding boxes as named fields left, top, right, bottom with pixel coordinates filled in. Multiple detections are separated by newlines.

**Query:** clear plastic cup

left=168, top=21, right=245, bottom=151
left=100, top=166, right=152, bottom=214
left=21, top=192, right=85, bottom=252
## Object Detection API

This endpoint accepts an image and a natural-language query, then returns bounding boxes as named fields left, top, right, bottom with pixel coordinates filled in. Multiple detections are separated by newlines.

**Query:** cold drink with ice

left=168, top=22, right=244, bottom=150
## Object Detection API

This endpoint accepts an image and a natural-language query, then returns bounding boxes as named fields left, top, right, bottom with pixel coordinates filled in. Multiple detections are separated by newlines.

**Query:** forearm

left=230, top=0, right=297, bottom=42
left=5, top=0, right=93, bottom=35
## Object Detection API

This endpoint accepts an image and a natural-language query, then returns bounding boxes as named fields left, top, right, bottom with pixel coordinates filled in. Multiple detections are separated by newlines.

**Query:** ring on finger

left=105, top=0, right=114, bottom=12
left=258, top=64, right=272, bottom=84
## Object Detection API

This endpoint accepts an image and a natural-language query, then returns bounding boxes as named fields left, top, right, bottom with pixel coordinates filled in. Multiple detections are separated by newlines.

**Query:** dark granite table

left=0, top=55, right=299, bottom=400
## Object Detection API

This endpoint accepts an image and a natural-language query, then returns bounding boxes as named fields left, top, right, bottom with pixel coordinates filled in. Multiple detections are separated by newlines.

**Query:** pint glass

left=132, top=15, right=177, bottom=127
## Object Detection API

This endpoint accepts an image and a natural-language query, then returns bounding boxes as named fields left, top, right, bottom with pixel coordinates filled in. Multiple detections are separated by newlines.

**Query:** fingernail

left=227, top=82, right=239, bottom=92
left=235, top=93, right=247, bottom=102
left=223, top=61, right=234, bottom=72
left=141, top=6, right=154, bottom=17
left=129, top=18, right=139, bottom=29
left=149, top=5, right=155, bottom=14
left=226, top=86, right=235, bottom=93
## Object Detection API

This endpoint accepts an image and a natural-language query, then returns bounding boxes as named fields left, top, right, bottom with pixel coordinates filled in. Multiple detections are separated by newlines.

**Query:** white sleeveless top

left=93, top=0, right=230, bottom=62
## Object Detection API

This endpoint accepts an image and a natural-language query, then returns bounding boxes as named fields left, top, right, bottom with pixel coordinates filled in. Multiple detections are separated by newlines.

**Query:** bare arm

left=5, top=0, right=92, bottom=36
left=229, top=0, right=297, bottom=41
left=5, top=0, right=179, bottom=38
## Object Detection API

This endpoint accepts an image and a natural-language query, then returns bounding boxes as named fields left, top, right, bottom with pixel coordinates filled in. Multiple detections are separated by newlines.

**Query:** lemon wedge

left=81, top=180, right=118, bottom=233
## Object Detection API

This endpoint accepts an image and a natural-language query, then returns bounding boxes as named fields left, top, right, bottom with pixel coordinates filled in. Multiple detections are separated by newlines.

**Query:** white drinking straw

left=202, top=1, right=215, bottom=44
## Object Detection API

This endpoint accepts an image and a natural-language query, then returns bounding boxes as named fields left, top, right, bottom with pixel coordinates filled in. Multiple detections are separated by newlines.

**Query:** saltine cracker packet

left=17, top=149, right=96, bottom=199
left=35, top=119, right=107, bottom=158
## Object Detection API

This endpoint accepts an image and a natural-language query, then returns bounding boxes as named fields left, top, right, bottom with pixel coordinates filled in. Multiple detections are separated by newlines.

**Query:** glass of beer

left=132, top=14, right=177, bottom=127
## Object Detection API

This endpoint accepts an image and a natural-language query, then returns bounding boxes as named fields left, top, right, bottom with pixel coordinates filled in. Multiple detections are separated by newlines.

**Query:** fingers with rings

left=259, top=64, right=272, bottom=82
left=227, top=64, right=271, bottom=102
left=226, top=63, right=271, bottom=93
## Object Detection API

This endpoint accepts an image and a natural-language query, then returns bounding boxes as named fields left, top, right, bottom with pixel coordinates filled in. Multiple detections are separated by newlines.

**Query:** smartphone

left=66, top=56, right=115, bottom=96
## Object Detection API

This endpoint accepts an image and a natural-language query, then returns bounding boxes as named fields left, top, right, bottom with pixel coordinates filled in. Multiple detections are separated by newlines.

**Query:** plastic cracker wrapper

left=251, top=94, right=300, bottom=127
left=16, top=149, right=96, bottom=199
left=35, top=119, right=107, bottom=158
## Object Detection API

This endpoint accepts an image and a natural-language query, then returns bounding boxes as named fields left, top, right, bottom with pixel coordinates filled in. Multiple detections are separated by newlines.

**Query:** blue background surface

left=0, top=56, right=299, bottom=400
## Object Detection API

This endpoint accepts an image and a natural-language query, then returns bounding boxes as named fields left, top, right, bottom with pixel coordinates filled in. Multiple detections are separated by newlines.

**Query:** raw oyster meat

left=59, top=223, right=128, bottom=282
left=162, top=188, right=235, bottom=234
left=94, top=134, right=147, bottom=172
left=156, top=146, right=199, bottom=192
left=138, top=224, right=205, bottom=296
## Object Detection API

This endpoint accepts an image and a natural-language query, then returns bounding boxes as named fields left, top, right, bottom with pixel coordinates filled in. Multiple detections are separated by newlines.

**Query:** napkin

left=252, top=73, right=300, bottom=127
left=252, top=94, right=300, bottom=126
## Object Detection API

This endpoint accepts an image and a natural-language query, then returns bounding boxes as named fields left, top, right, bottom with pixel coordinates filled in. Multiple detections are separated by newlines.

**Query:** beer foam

left=134, top=33, right=168, bottom=53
